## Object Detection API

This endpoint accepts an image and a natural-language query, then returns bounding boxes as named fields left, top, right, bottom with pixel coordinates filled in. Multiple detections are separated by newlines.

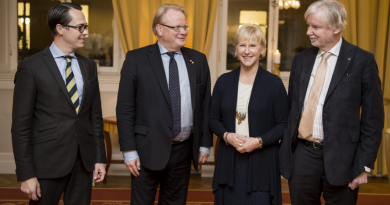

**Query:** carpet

left=1, top=188, right=389, bottom=205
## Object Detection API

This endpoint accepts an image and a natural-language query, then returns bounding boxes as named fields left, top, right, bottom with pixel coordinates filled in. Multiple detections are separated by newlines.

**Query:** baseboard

left=0, top=152, right=16, bottom=174
left=106, top=153, right=129, bottom=176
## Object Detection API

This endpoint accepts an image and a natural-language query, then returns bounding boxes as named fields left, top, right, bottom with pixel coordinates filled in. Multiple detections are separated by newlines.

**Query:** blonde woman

left=210, top=24, right=289, bottom=205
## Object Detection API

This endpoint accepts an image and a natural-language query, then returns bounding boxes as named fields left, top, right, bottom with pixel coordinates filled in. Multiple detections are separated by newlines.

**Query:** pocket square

left=88, top=77, right=94, bottom=82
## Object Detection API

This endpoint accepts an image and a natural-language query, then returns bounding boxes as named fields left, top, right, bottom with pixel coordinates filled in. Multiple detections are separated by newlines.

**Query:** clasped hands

left=226, top=132, right=259, bottom=153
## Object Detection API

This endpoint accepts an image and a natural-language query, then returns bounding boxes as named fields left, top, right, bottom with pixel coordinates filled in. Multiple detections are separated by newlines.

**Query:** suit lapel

left=42, top=47, right=74, bottom=108
left=181, top=48, right=196, bottom=112
left=148, top=43, right=170, bottom=105
left=76, top=54, right=88, bottom=114
left=325, top=39, right=354, bottom=101
left=298, top=47, right=318, bottom=111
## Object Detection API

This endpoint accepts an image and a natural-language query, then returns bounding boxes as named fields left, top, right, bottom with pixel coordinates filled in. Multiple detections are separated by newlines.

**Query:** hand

left=236, top=136, right=259, bottom=153
left=125, top=158, right=141, bottom=177
left=226, top=133, right=246, bottom=148
left=348, top=172, right=368, bottom=190
left=21, top=177, right=41, bottom=201
left=94, top=163, right=106, bottom=183
left=198, top=151, right=209, bottom=164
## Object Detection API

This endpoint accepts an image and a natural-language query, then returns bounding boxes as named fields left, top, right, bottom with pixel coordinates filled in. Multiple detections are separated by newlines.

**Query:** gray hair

left=304, top=0, right=347, bottom=31
left=152, top=4, right=187, bottom=36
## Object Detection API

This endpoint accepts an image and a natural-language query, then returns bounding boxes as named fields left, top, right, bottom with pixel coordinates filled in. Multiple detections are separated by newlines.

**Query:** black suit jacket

left=279, top=38, right=384, bottom=186
left=116, top=43, right=213, bottom=171
left=11, top=47, right=107, bottom=182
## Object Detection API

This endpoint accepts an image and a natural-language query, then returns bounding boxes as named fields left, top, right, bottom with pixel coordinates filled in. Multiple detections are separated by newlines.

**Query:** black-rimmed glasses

left=160, top=24, right=190, bottom=32
left=61, top=24, right=88, bottom=33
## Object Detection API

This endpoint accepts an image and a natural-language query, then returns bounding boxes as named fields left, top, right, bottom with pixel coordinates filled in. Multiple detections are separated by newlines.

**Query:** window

left=220, top=0, right=276, bottom=74
left=278, top=0, right=315, bottom=71
left=10, top=0, right=120, bottom=73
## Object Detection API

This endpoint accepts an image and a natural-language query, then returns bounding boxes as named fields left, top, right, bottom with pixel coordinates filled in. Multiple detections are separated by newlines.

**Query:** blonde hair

left=152, top=4, right=187, bottom=35
left=305, top=0, right=347, bottom=31
left=234, top=24, right=266, bottom=49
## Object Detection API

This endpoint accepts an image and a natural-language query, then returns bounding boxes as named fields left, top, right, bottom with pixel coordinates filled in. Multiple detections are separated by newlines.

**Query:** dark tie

left=167, top=52, right=181, bottom=138
left=63, top=55, right=80, bottom=113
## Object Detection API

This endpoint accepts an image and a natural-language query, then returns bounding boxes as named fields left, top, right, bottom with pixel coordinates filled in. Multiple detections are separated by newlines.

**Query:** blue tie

left=167, top=52, right=181, bottom=138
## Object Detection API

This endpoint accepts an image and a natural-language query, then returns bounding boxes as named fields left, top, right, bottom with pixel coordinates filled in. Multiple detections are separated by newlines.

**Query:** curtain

left=341, top=0, right=390, bottom=176
left=112, top=0, right=218, bottom=59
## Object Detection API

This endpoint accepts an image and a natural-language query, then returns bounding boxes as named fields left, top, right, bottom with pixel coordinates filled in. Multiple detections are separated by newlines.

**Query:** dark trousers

left=130, top=138, right=192, bottom=205
left=30, top=148, right=93, bottom=205
left=288, top=140, right=359, bottom=205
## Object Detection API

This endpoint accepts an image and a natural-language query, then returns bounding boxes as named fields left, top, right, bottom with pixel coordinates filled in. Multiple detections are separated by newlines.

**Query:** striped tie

left=64, top=55, right=80, bottom=113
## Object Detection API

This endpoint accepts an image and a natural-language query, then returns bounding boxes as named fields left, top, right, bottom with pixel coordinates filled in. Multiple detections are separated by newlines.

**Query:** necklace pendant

left=236, top=111, right=246, bottom=125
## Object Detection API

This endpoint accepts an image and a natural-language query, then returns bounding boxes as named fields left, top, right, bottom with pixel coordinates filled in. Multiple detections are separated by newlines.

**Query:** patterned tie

left=299, top=52, right=332, bottom=139
left=64, top=55, right=80, bottom=113
left=167, top=52, right=181, bottom=138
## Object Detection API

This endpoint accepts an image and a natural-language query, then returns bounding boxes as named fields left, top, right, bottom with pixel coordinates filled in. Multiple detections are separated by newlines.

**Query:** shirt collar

left=316, top=37, right=342, bottom=58
left=49, top=42, right=76, bottom=59
left=157, top=41, right=182, bottom=56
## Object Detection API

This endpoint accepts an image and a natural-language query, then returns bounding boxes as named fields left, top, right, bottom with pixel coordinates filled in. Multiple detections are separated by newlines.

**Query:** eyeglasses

left=160, top=24, right=190, bottom=32
left=61, top=24, right=88, bottom=33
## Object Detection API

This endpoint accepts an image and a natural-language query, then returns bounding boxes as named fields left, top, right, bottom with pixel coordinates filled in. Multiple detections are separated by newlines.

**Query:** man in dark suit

left=11, top=3, right=106, bottom=204
left=279, top=0, right=384, bottom=204
left=116, top=4, right=213, bottom=205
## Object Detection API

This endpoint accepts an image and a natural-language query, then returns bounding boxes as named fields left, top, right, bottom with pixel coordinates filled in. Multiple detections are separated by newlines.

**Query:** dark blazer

left=279, top=38, right=384, bottom=186
left=209, top=67, right=289, bottom=205
left=11, top=47, right=107, bottom=182
left=116, top=42, right=213, bottom=171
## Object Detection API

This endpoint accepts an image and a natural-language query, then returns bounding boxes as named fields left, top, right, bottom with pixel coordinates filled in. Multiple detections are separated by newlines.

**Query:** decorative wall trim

left=0, top=152, right=16, bottom=174
left=0, top=72, right=14, bottom=90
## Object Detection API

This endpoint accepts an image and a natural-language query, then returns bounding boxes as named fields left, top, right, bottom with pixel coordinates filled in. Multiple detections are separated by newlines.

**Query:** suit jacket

left=116, top=42, right=213, bottom=171
left=279, top=38, right=384, bottom=186
left=209, top=67, right=289, bottom=205
left=11, top=47, right=107, bottom=182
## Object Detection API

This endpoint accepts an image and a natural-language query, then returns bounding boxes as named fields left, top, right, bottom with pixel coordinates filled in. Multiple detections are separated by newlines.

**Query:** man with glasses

left=11, top=3, right=106, bottom=204
left=279, top=0, right=384, bottom=204
left=117, top=4, right=212, bottom=205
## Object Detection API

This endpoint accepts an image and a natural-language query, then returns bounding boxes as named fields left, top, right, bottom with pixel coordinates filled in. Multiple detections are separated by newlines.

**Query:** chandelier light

left=279, top=0, right=300, bottom=10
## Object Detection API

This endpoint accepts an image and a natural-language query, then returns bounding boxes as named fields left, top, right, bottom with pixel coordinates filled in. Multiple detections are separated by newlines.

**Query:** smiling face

left=156, top=9, right=187, bottom=51
left=58, top=8, right=88, bottom=52
left=236, top=37, right=265, bottom=70
left=306, top=10, right=341, bottom=51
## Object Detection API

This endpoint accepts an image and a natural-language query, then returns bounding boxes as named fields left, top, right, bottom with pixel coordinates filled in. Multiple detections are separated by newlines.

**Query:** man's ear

left=333, top=24, right=342, bottom=34
left=156, top=24, right=163, bottom=37
left=56, top=24, right=63, bottom=35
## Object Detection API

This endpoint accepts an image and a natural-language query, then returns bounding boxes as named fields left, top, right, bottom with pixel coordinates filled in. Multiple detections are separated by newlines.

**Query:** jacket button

left=168, top=126, right=171, bottom=130
left=77, top=118, right=79, bottom=121
left=295, top=118, right=298, bottom=122
left=74, top=134, right=78, bottom=139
